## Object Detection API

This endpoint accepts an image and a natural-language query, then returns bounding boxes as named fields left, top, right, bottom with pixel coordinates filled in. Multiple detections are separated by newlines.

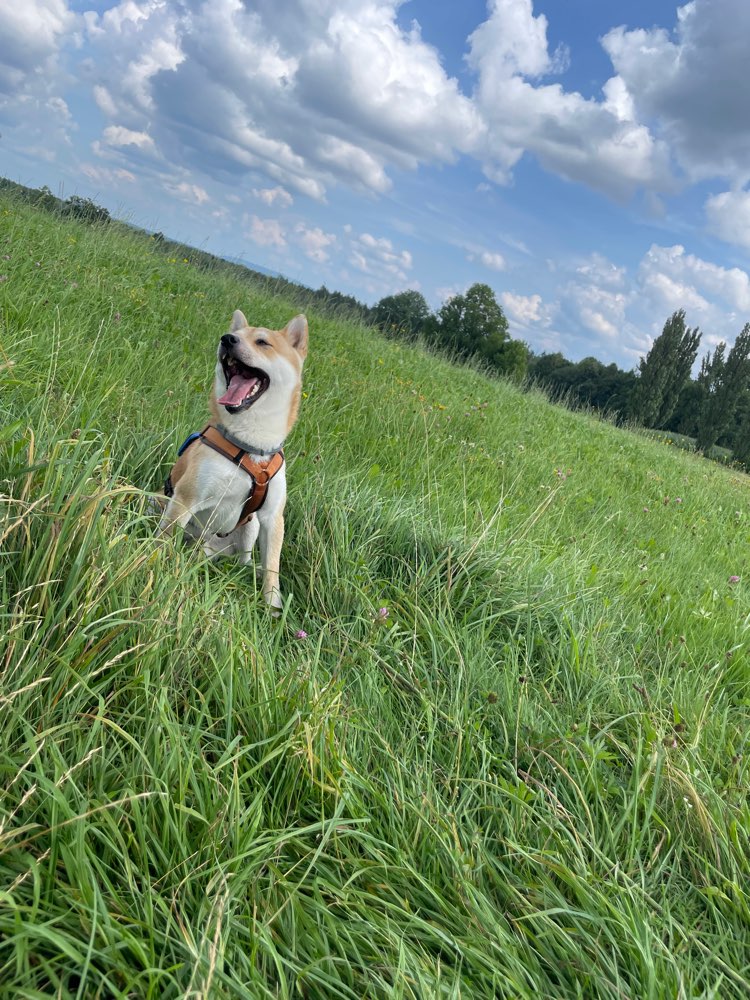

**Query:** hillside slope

left=1, top=195, right=749, bottom=998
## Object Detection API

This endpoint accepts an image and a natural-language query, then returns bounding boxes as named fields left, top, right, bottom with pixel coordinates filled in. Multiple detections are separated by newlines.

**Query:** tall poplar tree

left=630, top=310, right=701, bottom=428
left=696, top=324, right=750, bottom=453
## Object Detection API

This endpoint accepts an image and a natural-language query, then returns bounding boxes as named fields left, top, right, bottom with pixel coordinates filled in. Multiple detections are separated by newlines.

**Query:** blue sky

left=2, top=0, right=750, bottom=368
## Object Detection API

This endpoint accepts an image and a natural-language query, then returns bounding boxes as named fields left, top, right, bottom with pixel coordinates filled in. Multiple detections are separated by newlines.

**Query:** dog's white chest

left=190, top=452, right=255, bottom=535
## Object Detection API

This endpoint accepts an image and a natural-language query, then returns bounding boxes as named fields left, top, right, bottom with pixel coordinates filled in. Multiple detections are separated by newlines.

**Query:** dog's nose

left=221, top=333, right=238, bottom=348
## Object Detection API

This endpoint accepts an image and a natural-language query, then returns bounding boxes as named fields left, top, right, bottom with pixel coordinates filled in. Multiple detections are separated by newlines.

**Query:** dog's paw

left=264, top=590, right=283, bottom=616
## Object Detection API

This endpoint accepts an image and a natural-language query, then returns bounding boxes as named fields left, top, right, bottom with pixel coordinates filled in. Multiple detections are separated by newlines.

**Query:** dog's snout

left=221, top=333, right=239, bottom=349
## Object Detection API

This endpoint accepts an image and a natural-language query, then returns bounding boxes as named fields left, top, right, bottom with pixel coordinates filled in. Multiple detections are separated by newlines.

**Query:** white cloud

left=248, top=215, right=286, bottom=249
left=575, top=253, right=627, bottom=290
left=353, top=232, right=412, bottom=277
left=295, top=223, right=336, bottom=263
left=468, top=0, right=566, bottom=81
left=0, top=0, right=74, bottom=93
left=166, top=180, right=210, bottom=205
left=580, top=308, right=618, bottom=339
left=467, top=0, right=673, bottom=199
left=102, top=125, right=155, bottom=150
left=602, top=0, right=750, bottom=186
left=501, top=291, right=553, bottom=327
left=73, top=0, right=480, bottom=204
left=346, top=229, right=415, bottom=295
left=93, top=84, right=117, bottom=117
left=566, top=253, right=629, bottom=340
left=705, top=189, right=750, bottom=251
left=6, top=0, right=750, bottom=223
left=253, top=186, right=293, bottom=208
left=518, top=244, right=750, bottom=366
left=480, top=251, right=506, bottom=272
left=81, top=163, right=136, bottom=183
left=639, top=244, right=750, bottom=315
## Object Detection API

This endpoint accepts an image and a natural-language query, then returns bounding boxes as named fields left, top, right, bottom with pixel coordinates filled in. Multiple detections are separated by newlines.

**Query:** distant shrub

left=63, top=195, right=111, bottom=225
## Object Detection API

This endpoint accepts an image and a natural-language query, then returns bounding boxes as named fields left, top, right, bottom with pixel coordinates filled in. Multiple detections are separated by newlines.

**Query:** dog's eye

left=255, top=338, right=270, bottom=347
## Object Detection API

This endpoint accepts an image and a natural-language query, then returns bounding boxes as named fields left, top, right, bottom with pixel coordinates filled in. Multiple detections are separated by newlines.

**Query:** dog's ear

left=283, top=314, right=308, bottom=359
left=231, top=310, right=248, bottom=332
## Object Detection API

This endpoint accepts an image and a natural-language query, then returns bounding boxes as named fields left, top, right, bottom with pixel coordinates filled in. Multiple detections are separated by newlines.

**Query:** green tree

left=492, top=338, right=529, bottom=383
left=373, top=290, right=431, bottom=338
left=63, top=195, right=111, bottom=225
left=528, top=352, right=568, bottom=387
left=664, top=380, right=704, bottom=437
left=695, top=324, right=750, bottom=453
left=630, top=310, right=701, bottom=428
left=528, top=352, right=635, bottom=417
left=728, top=392, right=750, bottom=468
left=434, top=283, right=509, bottom=357
left=433, top=283, right=529, bottom=380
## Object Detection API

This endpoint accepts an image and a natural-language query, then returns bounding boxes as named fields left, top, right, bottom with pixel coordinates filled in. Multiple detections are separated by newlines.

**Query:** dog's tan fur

left=159, top=310, right=308, bottom=609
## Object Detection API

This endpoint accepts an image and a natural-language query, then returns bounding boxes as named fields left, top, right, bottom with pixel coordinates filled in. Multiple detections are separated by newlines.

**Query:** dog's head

left=214, top=311, right=308, bottom=430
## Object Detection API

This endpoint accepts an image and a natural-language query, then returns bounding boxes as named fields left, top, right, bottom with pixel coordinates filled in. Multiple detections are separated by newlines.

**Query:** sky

left=2, top=0, right=750, bottom=369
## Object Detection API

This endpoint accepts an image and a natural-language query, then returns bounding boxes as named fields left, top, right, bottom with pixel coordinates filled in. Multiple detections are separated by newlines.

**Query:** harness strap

left=197, top=425, right=284, bottom=526
left=165, top=424, right=284, bottom=531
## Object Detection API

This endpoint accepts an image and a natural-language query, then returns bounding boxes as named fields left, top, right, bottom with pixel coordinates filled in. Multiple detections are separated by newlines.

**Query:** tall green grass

left=1, top=194, right=749, bottom=997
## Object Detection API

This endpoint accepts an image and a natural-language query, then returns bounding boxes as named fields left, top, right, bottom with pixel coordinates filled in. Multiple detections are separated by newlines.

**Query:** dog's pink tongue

left=217, top=373, right=258, bottom=406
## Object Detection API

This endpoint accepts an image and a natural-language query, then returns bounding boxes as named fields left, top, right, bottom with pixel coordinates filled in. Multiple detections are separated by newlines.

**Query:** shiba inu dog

left=159, top=310, right=308, bottom=610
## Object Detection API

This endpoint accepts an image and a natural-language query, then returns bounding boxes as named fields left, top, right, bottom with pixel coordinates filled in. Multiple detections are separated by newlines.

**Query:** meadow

left=1, top=193, right=749, bottom=998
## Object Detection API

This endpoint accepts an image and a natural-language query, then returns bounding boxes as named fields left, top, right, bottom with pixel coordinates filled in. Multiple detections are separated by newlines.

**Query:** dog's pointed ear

left=283, top=314, right=308, bottom=358
left=231, top=310, right=248, bottom=332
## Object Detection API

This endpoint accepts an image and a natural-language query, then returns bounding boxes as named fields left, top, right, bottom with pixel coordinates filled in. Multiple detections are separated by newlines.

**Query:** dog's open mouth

left=217, top=356, right=270, bottom=413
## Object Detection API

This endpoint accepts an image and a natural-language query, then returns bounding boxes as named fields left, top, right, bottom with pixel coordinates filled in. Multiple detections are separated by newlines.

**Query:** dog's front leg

left=258, top=508, right=285, bottom=610
left=158, top=495, right=195, bottom=536
left=234, top=515, right=260, bottom=565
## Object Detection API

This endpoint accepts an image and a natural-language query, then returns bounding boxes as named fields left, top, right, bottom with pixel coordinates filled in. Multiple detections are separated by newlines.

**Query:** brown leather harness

left=165, top=424, right=284, bottom=532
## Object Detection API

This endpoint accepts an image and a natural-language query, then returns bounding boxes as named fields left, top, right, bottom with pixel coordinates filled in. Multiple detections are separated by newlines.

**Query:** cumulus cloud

left=705, top=189, right=750, bottom=251
left=467, top=0, right=673, bottom=199
left=295, top=223, right=336, bottom=263
left=253, top=186, right=293, bottom=208
left=480, top=251, right=506, bottom=272
left=72, top=0, right=480, bottom=203
left=102, top=125, right=156, bottom=150
left=248, top=215, right=286, bottom=249
left=562, top=253, right=629, bottom=341
left=638, top=244, right=750, bottom=316
left=166, top=180, right=210, bottom=205
left=603, top=0, right=750, bottom=186
left=513, top=244, right=750, bottom=365
left=0, top=0, right=74, bottom=94
left=351, top=232, right=412, bottom=279
left=501, top=291, right=553, bottom=328
left=9, top=0, right=748, bottom=212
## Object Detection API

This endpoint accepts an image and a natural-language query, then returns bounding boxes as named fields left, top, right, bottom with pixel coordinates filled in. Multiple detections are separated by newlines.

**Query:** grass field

left=1, top=194, right=749, bottom=998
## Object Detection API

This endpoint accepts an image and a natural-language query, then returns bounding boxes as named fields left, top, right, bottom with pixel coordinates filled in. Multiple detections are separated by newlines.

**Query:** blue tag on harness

left=177, top=431, right=202, bottom=457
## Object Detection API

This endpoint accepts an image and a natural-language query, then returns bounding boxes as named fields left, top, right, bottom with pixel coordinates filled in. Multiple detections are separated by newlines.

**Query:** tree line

left=369, top=286, right=528, bottom=381
left=370, top=288, right=750, bottom=469
left=531, top=311, right=750, bottom=466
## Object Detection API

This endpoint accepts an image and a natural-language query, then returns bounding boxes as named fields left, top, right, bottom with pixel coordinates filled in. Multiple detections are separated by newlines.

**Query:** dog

left=159, top=309, right=308, bottom=610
